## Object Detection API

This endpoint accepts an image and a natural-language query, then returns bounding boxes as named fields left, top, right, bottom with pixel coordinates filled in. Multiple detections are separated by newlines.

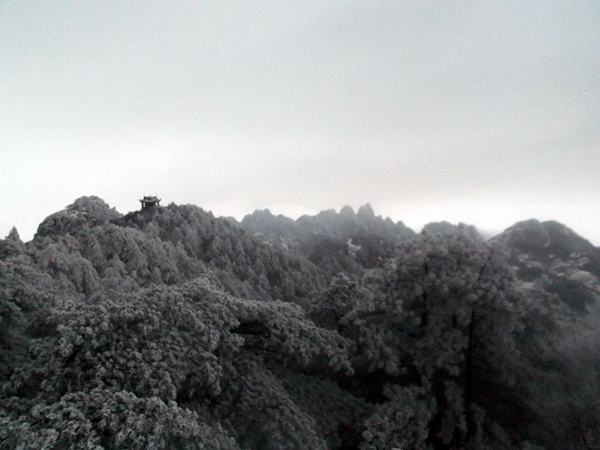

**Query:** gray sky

left=2, top=1, right=599, bottom=244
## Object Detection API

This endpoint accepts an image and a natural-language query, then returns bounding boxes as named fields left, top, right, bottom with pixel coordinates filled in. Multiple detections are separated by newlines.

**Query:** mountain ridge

left=2, top=195, right=599, bottom=448
left=19, top=196, right=600, bottom=313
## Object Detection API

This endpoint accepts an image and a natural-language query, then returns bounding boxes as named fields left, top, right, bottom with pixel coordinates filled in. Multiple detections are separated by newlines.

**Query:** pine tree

left=341, top=234, right=538, bottom=447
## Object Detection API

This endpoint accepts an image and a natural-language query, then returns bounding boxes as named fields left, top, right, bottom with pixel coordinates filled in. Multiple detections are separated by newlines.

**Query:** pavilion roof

left=139, top=196, right=161, bottom=202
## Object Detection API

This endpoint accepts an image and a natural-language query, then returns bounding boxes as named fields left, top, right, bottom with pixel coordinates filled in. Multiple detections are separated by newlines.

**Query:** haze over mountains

left=236, top=202, right=600, bottom=311
left=1, top=196, right=599, bottom=449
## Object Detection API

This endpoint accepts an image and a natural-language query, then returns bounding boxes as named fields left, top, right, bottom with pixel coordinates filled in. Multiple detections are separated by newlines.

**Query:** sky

left=1, top=1, right=599, bottom=244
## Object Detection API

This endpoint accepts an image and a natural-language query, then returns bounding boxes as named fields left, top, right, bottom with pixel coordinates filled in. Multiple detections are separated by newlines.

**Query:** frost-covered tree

left=309, top=273, right=369, bottom=331
left=0, top=253, right=59, bottom=382
left=531, top=304, right=600, bottom=449
left=1, top=277, right=353, bottom=448
left=0, top=227, right=25, bottom=260
left=1, top=197, right=593, bottom=449
left=341, top=234, right=549, bottom=448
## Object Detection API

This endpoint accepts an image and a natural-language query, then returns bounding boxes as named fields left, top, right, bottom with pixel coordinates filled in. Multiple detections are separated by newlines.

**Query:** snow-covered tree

left=341, top=234, right=545, bottom=447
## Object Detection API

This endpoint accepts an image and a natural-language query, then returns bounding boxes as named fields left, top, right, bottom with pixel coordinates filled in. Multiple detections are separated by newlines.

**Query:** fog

left=1, top=1, right=599, bottom=243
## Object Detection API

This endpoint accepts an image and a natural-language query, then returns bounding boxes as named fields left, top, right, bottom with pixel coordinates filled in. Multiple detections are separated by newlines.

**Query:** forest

left=1, top=196, right=599, bottom=449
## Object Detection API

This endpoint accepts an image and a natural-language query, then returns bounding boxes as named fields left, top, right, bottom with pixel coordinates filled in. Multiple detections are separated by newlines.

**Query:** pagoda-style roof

left=139, top=196, right=161, bottom=203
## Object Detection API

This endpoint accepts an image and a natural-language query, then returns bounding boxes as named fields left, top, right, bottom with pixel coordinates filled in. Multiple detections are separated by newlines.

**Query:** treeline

left=1, top=196, right=599, bottom=449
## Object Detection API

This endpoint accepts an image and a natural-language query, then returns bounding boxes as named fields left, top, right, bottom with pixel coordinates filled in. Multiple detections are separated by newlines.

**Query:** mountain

left=238, top=204, right=416, bottom=276
left=1, top=196, right=599, bottom=449
left=35, top=195, right=123, bottom=238
left=422, top=221, right=483, bottom=242
left=491, top=219, right=600, bottom=312
left=32, top=196, right=327, bottom=305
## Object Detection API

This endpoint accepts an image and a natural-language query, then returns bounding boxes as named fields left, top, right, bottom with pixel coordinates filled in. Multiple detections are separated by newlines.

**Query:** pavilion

left=139, top=196, right=161, bottom=211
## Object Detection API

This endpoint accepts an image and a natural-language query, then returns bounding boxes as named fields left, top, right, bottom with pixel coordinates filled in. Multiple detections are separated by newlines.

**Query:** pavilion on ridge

left=139, top=196, right=161, bottom=211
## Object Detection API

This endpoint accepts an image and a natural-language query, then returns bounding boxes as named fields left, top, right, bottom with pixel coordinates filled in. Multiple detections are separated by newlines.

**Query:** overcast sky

left=1, top=1, right=599, bottom=244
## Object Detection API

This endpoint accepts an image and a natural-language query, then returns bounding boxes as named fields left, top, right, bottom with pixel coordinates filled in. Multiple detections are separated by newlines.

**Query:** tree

left=309, top=273, right=369, bottom=331
left=1, top=277, right=353, bottom=448
left=341, top=234, right=538, bottom=448
left=535, top=304, right=600, bottom=449
left=0, top=227, right=25, bottom=260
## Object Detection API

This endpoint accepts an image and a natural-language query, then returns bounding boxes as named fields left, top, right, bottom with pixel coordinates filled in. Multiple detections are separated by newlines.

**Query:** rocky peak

left=492, top=219, right=600, bottom=312
left=357, top=203, right=375, bottom=218
left=339, top=205, right=356, bottom=217
left=494, top=219, right=597, bottom=262
left=494, top=219, right=550, bottom=251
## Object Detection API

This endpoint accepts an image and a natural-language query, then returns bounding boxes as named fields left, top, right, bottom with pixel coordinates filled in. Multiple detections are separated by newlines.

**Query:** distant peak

left=357, top=203, right=375, bottom=217
left=500, top=219, right=550, bottom=249
left=340, top=205, right=355, bottom=216
left=496, top=219, right=596, bottom=256
left=241, top=208, right=276, bottom=226
left=259, top=208, right=273, bottom=216
left=316, top=209, right=337, bottom=219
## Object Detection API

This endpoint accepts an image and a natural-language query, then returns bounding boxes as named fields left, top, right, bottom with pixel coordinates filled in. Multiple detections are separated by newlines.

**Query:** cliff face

left=491, top=219, right=600, bottom=311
